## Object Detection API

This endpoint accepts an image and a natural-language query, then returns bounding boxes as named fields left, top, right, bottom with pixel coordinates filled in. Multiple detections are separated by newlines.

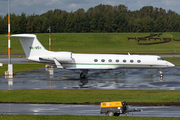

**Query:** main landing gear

left=80, top=70, right=88, bottom=79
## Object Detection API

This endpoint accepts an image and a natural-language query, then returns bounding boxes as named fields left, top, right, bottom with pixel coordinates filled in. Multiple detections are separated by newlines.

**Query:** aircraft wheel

left=80, top=72, right=86, bottom=79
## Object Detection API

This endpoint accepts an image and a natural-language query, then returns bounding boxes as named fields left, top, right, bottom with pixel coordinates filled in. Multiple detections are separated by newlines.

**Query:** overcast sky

left=0, top=0, right=180, bottom=17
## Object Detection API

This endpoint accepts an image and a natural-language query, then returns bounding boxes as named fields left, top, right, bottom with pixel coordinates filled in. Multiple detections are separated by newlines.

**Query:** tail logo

left=29, top=46, right=42, bottom=50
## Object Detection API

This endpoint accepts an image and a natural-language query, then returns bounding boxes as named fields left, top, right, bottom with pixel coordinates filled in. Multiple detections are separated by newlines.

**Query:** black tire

left=80, top=73, right=85, bottom=79
left=114, top=113, right=120, bottom=116
left=108, top=111, right=114, bottom=116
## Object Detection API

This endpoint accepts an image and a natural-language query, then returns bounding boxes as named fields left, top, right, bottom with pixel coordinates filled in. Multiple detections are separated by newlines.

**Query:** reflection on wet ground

left=0, top=103, right=180, bottom=117
left=0, top=66, right=180, bottom=90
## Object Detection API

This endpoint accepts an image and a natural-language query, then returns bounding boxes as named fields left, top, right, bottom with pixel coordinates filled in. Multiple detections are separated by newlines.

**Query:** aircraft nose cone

left=167, top=62, right=175, bottom=67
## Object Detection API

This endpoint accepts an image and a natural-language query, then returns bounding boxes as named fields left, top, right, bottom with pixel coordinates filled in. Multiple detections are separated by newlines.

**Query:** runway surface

left=0, top=66, right=180, bottom=90
left=0, top=103, right=180, bottom=117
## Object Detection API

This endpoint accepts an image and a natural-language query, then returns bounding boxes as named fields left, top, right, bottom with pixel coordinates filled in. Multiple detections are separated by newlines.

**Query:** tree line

left=0, top=4, right=180, bottom=34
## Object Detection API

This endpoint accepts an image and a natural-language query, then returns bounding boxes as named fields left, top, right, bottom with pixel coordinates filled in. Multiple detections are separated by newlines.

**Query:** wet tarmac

left=1, top=64, right=180, bottom=117
left=0, top=103, right=180, bottom=117
left=0, top=66, right=180, bottom=90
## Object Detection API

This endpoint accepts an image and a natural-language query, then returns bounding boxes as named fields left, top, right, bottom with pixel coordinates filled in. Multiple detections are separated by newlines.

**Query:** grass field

left=0, top=90, right=179, bottom=103
left=1, top=32, right=180, bottom=54
left=0, top=64, right=44, bottom=75
left=1, top=115, right=179, bottom=120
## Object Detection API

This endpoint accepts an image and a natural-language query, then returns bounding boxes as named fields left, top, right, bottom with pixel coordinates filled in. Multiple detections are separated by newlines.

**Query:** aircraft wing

left=53, top=58, right=64, bottom=69
left=39, top=57, right=64, bottom=69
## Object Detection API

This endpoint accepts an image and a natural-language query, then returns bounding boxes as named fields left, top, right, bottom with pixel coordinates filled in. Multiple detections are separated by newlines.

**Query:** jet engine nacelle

left=54, top=52, right=73, bottom=62
left=39, top=52, right=73, bottom=63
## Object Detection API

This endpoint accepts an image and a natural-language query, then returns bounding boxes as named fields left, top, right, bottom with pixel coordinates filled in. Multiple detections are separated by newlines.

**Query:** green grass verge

left=1, top=32, right=180, bottom=54
left=0, top=115, right=179, bottom=120
left=0, top=90, right=179, bottom=103
left=0, top=64, right=45, bottom=76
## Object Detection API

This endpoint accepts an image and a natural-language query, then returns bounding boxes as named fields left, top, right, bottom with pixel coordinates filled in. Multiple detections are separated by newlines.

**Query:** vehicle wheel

left=108, top=111, right=114, bottom=116
left=114, top=113, right=120, bottom=116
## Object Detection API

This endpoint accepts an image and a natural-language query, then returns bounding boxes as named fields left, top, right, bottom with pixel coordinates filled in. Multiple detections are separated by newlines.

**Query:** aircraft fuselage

left=34, top=52, right=174, bottom=70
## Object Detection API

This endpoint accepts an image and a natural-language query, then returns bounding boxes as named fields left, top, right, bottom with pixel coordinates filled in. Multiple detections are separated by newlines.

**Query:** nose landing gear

left=159, top=70, right=163, bottom=80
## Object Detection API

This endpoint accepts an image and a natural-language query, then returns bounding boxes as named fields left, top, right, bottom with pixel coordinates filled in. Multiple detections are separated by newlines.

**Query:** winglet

left=53, top=58, right=64, bottom=69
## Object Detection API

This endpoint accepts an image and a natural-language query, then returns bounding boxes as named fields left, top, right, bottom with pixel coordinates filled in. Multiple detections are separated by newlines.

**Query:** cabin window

left=123, top=59, right=126, bottom=63
left=116, top=59, right=119, bottom=62
left=94, top=59, right=98, bottom=62
left=108, top=59, right=112, bottom=62
left=101, top=59, right=105, bottom=62
left=137, top=60, right=141, bottom=63
left=130, top=60, right=134, bottom=63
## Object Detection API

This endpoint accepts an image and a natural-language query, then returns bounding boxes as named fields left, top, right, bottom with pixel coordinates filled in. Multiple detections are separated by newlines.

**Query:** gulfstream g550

left=11, top=34, right=175, bottom=79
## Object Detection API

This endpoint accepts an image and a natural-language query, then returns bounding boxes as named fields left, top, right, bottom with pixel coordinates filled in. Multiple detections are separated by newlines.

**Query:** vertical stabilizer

left=11, top=34, right=48, bottom=60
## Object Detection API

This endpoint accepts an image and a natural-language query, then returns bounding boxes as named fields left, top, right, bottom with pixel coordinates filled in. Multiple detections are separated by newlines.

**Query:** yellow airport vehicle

left=100, top=101, right=127, bottom=116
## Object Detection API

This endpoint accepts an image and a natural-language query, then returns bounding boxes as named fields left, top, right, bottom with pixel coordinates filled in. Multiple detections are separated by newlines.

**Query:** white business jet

left=11, top=34, right=175, bottom=79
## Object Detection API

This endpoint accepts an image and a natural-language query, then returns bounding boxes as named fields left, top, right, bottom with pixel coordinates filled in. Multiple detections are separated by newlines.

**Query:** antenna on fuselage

left=128, top=52, right=130, bottom=55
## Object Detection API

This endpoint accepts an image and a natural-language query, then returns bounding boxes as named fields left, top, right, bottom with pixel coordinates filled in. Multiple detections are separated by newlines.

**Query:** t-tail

left=11, top=34, right=50, bottom=61
left=11, top=34, right=72, bottom=68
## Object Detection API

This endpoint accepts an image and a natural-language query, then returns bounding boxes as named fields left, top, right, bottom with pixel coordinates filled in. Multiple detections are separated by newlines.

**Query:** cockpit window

left=157, top=57, right=164, bottom=61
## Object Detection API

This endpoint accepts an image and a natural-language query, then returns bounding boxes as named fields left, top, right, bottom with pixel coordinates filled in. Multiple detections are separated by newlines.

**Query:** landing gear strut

left=159, top=70, right=163, bottom=80
left=80, top=70, right=88, bottom=79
